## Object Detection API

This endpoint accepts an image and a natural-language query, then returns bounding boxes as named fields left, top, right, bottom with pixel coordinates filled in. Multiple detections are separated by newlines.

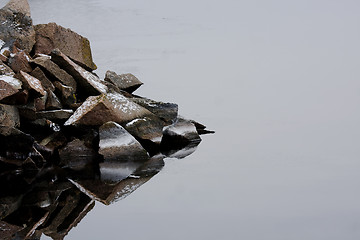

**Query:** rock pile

left=0, top=0, right=213, bottom=239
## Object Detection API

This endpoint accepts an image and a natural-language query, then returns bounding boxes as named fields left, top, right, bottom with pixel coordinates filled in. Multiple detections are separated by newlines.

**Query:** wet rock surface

left=0, top=0, right=214, bottom=239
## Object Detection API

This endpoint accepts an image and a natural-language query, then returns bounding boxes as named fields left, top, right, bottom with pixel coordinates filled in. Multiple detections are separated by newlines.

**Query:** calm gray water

left=2, top=0, right=360, bottom=239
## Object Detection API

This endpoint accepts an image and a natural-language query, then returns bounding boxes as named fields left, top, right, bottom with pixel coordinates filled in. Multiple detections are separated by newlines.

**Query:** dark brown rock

left=0, top=0, right=36, bottom=53
left=124, top=114, right=165, bottom=145
left=0, top=221, right=24, bottom=239
left=36, top=109, right=73, bottom=121
left=7, top=50, right=32, bottom=73
left=53, top=81, right=76, bottom=107
left=39, top=132, right=67, bottom=153
left=34, top=93, right=48, bottom=111
left=16, top=70, right=45, bottom=97
left=64, top=92, right=152, bottom=126
left=0, top=103, right=20, bottom=128
left=32, top=56, right=77, bottom=91
left=0, top=126, right=34, bottom=152
left=30, top=67, right=55, bottom=92
left=0, top=75, right=21, bottom=100
left=34, top=22, right=97, bottom=70
left=131, top=97, right=178, bottom=124
left=45, top=90, right=62, bottom=110
left=58, top=138, right=98, bottom=170
left=104, top=71, right=143, bottom=93
left=0, top=60, right=14, bottom=75
left=51, top=49, right=107, bottom=95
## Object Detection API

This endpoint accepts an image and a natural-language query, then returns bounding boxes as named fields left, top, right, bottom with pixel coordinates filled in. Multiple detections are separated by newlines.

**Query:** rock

left=36, top=109, right=73, bottom=121
left=53, top=81, right=76, bottom=107
left=0, top=74, right=21, bottom=100
left=7, top=50, right=32, bottom=73
left=161, top=118, right=201, bottom=150
left=0, top=60, right=14, bottom=75
left=16, top=70, right=45, bottom=97
left=124, top=114, right=165, bottom=146
left=45, top=90, right=62, bottom=110
left=58, top=138, right=98, bottom=169
left=131, top=97, right=178, bottom=124
left=16, top=99, right=36, bottom=120
left=0, top=126, right=34, bottom=152
left=39, top=132, right=67, bottom=153
left=34, top=92, right=48, bottom=111
left=0, top=221, right=24, bottom=239
left=32, top=56, right=77, bottom=91
left=0, top=103, right=20, bottom=128
left=0, top=195, right=23, bottom=219
left=51, top=49, right=107, bottom=96
left=0, top=0, right=35, bottom=52
left=99, top=121, right=149, bottom=162
left=190, top=119, right=215, bottom=135
left=30, top=67, right=55, bottom=92
left=64, top=92, right=152, bottom=126
left=34, top=22, right=97, bottom=70
left=104, top=71, right=143, bottom=93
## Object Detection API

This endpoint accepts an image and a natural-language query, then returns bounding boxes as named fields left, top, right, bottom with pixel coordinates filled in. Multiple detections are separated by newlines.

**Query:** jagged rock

left=7, top=50, right=32, bottom=73
left=32, top=56, right=77, bottom=91
left=99, top=121, right=149, bottom=161
left=53, top=81, right=76, bottom=107
left=34, top=92, right=48, bottom=111
left=30, top=67, right=55, bottom=92
left=58, top=138, right=98, bottom=169
left=0, top=0, right=35, bottom=53
left=190, top=119, right=215, bottom=135
left=104, top=71, right=143, bottom=93
left=16, top=70, right=45, bottom=97
left=124, top=115, right=165, bottom=146
left=0, top=74, right=21, bottom=100
left=36, top=109, right=73, bottom=121
left=51, top=49, right=107, bottom=96
left=0, top=103, right=20, bottom=128
left=0, top=195, right=23, bottom=219
left=45, top=90, right=62, bottom=110
left=0, top=60, right=14, bottom=75
left=39, top=132, right=67, bottom=153
left=131, top=97, right=178, bottom=124
left=161, top=118, right=201, bottom=150
left=34, top=22, right=97, bottom=71
left=17, top=99, right=36, bottom=120
left=64, top=92, right=152, bottom=126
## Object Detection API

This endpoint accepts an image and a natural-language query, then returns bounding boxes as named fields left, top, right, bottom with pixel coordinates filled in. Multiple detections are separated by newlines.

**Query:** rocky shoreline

left=0, top=0, right=213, bottom=239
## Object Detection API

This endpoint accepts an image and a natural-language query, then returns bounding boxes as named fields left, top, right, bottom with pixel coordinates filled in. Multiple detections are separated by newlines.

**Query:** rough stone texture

left=104, top=71, right=143, bottom=93
left=0, top=221, right=24, bottom=239
left=16, top=70, right=45, bottom=97
left=58, top=138, right=98, bottom=169
left=99, top=121, right=149, bottom=162
left=32, top=56, right=77, bottom=91
left=124, top=114, right=165, bottom=145
left=45, top=90, right=62, bottom=110
left=0, top=103, right=20, bottom=128
left=36, top=109, right=74, bottom=121
left=131, top=97, right=178, bottom=124
left=34, top=93, right=47, bottom=111
left=30, top=67, right=55, bottom=92
left=0, top=75, right=21, bottom=100
left=0, top=0, right=35, bottom=53
left=161, top=118, right=201, bottom=149
left=0, top=126, right=34, bottom=152
left=0, top=60, right=14, bottom=75
left=64, top=92, right=152, bottom=126
left=7, top=50, right=32, bottom=73
left=51, top=49, right=107, bottom=96
left=34, top=22, right=97, bottom=70
left=53, top=81, right=76, bottom=107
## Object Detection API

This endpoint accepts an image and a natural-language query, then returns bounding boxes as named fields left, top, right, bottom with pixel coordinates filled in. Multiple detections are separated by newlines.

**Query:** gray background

left=2, top=0, right=360, bottom=239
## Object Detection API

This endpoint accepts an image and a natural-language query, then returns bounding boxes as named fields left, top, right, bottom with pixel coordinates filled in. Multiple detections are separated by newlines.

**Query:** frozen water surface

left=1, top=0, right=360, bottom=239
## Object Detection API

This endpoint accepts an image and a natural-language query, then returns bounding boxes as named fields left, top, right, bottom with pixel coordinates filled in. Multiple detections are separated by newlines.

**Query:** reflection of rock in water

left=0, top=0, right=214, bottom=239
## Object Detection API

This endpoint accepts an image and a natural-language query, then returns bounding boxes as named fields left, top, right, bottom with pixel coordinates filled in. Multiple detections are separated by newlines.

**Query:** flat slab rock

left=64, top=92, right=153, bottom=126
left=0, top=75, right=22, bottom=100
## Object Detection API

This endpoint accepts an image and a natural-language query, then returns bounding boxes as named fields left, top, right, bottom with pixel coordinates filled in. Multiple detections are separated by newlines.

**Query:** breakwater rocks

left=0, top=0, right=213, bottom=239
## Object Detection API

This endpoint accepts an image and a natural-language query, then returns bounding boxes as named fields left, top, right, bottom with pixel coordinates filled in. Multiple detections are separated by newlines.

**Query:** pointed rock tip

left=3, top=0, right=31, bottom=17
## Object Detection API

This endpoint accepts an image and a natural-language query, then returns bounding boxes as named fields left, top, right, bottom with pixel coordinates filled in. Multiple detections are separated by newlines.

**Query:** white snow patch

left=64, top=95, right=100, bottom=125
left=106, top=93, right=142, bottom=115
left=0, top=39, right=5, bottom=49
left=75, top=64, right=108, bottom=93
